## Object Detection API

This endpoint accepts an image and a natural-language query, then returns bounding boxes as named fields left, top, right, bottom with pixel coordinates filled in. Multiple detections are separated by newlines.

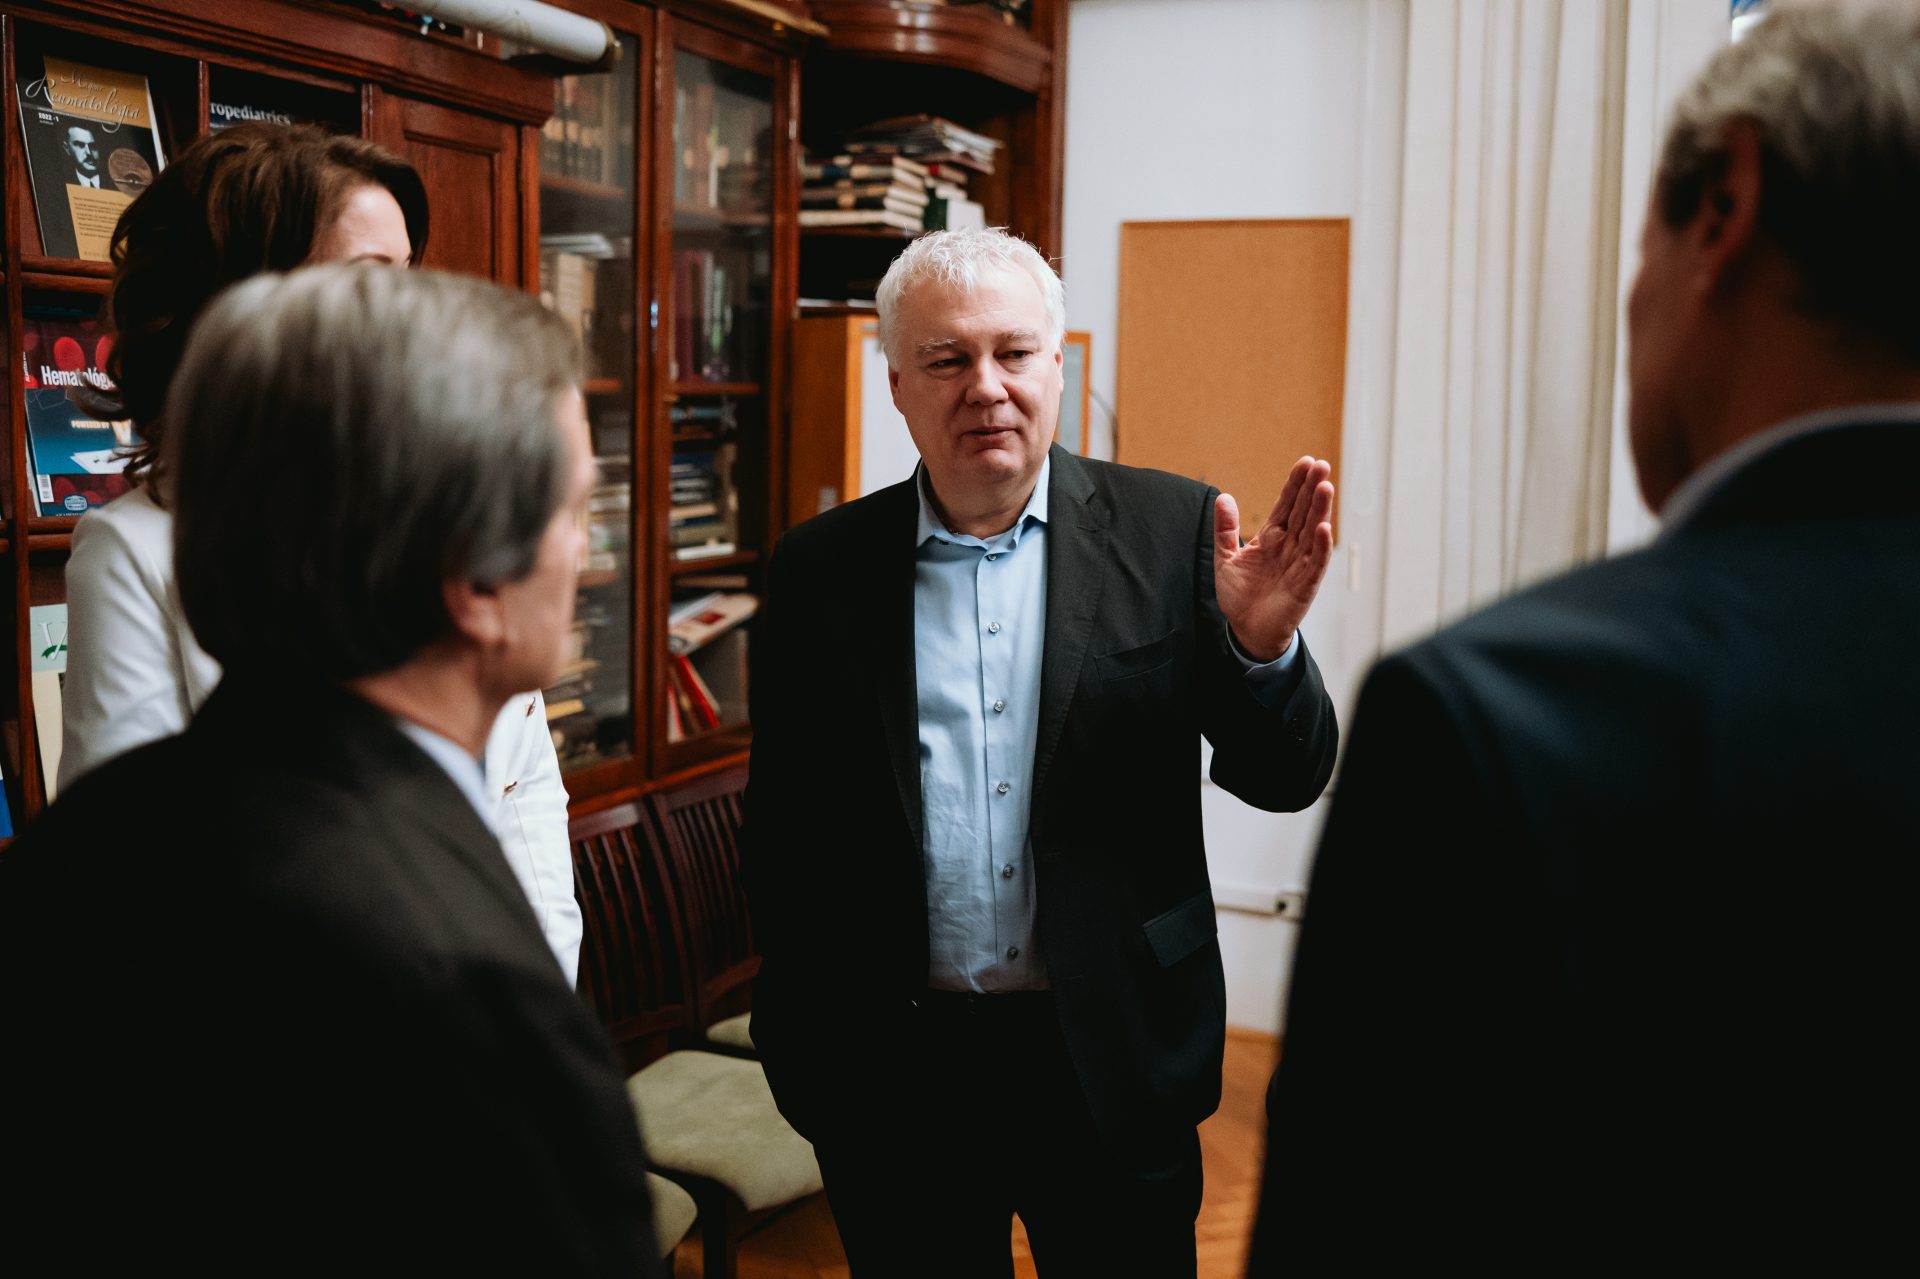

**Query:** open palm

left=1214, top=455, right=1335, bottom=662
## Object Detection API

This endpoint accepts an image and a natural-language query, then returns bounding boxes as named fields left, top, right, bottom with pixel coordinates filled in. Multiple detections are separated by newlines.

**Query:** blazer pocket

left=1141, top=890, right=1218, bottom=968
left=1096, top=629, right=1178, bottom=682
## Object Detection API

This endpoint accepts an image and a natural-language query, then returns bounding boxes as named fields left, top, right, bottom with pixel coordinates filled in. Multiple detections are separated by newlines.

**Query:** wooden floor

left=672, top=1029, right=1278, bottom=1279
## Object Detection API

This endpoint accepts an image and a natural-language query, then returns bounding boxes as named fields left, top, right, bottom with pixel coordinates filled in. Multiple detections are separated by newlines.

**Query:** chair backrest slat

left=646, top=767, right=757, bottom=1028
left=568, top=801, right=696, bottom=1069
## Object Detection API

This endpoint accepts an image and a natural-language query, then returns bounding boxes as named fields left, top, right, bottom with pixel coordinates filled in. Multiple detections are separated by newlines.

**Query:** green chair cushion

left=706, top=1012, right=755, bottom=1052
left=647, top=1171, right=698, bottom=1257
left=627, top=1051, right=822, bottom=1212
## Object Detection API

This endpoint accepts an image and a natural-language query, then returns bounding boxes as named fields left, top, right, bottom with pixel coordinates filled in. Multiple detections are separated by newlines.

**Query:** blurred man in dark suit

left=1251, top=2, right=1920, bottom=1271
left=1, top=265, right=658, bottom=1276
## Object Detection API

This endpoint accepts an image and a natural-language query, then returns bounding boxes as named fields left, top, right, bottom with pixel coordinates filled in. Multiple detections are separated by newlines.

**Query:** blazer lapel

left=1032, top=447, right=1110, bottom=823
left=378, top=756, right=541, bottom=936
left=200, top=677, right=548, bottom=945
left=860, top=478, right=926, bottom=850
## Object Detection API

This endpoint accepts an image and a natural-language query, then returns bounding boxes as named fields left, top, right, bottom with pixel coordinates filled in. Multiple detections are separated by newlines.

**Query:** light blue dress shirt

left=913, top=458, right=1304, bottom=993
left=916, top=458, right=1053, bottom=992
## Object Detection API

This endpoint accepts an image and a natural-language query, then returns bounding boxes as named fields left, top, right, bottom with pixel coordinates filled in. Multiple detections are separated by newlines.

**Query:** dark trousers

left=813, top=991, right=1202, bottom=1279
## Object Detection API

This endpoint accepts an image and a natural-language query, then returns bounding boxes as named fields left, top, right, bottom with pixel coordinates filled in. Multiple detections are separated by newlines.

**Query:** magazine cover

left=15, top=55, right=166, bottom=260
left=20, top=312, right=135, bottom=515
left=30, top=603, right=68, bottom=803
left=208, top=98, right=293, bottom=131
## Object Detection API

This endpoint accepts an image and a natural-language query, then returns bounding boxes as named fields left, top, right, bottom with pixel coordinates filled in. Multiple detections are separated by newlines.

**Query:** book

left=539, top=249, right=596, bottom=349
left=672, top=248, right=751, bottom=381
left=673, top=541, right=739, bottom=562
left=670, top=655, right=721, bottom=731
left=804, top=153, right=929, bottom=181
left=691, top=626, right=748, bottom=724
left=673, top=572, right=752, bottom=591
left=668, top=592, right=758, bottom=656
left=843, top=114, right=1002, bottom=171
left=918, top=160, right=974, bottom=188
left=15, top=56, right=167, bottom=261
left=30, top=604, right=68, bottom=803
left=670, top=518, right=734, bottom=547
left=665, top=672, right=686, bottom=743
left=801, top=196, right=928, bottom=221
left=798, top=207, right=926, bottom=232
left=19, top=313, right=136, bottom=516
left=800, top=183, right=930, bottom=208
left=925, top=195, right=988, bottom=233
left=846, top=113, right=1000, bottom=152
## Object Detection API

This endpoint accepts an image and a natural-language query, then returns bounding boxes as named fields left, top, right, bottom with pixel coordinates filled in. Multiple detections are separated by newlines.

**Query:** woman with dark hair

left=60, top=123, right=584, bottom=983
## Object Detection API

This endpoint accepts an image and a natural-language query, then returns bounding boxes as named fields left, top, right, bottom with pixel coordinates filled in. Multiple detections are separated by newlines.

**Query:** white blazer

left=59, top=486, right=584, bottom=984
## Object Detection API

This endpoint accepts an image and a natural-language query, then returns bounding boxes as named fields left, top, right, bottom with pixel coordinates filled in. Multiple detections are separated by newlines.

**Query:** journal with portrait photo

left=15, top=54, right=166, bottom=261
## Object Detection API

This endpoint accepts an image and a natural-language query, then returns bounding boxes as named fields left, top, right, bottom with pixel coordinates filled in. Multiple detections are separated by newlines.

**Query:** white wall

left=1062, top=0, right=1385, bottom=1034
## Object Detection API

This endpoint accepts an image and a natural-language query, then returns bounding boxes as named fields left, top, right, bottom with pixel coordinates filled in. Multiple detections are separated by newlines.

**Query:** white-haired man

left=746, top=227, right=1340, bottom=1275
left=1252, top=2, right=1920, bottom=1270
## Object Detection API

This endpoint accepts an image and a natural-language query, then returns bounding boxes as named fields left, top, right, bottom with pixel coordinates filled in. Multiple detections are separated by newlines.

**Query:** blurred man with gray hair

left=1, top=265, right=659, bottom=1276
left=1251, top=2, right=1920, bottom=1269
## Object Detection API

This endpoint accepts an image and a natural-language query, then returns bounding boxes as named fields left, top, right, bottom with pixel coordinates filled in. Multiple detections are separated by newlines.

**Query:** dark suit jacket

left=745, top=446, right=1337, bottom=1161
left=0, top=677, right=658, bottom=1276
left=1249, top=420, right=1920, bottom=1272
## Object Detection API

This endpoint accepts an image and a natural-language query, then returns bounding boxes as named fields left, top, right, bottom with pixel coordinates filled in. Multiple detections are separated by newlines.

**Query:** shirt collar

left=393, top=716, right=495, bottom=832
left=915, top=454, right=1051, bottom=550
left=1659, top=402, right=1920, bottom=535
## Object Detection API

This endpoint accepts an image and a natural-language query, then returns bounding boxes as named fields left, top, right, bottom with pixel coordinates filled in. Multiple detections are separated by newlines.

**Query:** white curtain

left=1338, top=0, right=1725, bottom=657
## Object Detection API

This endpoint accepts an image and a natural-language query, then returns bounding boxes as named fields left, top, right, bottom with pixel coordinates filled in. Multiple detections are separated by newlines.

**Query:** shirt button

left=996, top=781, right=1010, bottom=795
left=986, top=553, right=999, bottom=561
left=988, top=621, right=1001, bottom=634
left=992, top=699, right=1006, bottom=714
left=1006, top=946, right=1020, bottom=960
left=1002, top=863, right=1014, bottom=879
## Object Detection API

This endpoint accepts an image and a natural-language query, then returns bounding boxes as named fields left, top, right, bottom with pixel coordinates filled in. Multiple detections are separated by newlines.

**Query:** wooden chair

left=568, top=799, right=821, bottom=1279
left=571, top=801, right=692, bottom=1072
left=647, top=765, right=758, bottom=1055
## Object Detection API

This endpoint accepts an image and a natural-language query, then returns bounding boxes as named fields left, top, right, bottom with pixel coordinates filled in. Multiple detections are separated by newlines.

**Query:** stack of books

left=809, top=114, right=1001, bottom=232
left=920, top=158, right=986, bottom=232
left=542, top=73, right=630, bottom=186
left=670, top=444, right=739, bottom=561
left=665, top=590, right=756, bottom=742
left=844, top=114, right=1002, bottom=172
left=800, top=150, right=930, bottom=233
left=581, top=457, right=630, bottom=577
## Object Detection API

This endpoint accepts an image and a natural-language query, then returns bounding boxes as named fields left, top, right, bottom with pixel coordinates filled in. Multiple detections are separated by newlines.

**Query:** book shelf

left=522, top=3, right=804, bottom=808
left=0, top=0, right=1067, bottom=834
left=0, top=0, right=554, bottom=836
left=796, top=0, right=1067, bottom=303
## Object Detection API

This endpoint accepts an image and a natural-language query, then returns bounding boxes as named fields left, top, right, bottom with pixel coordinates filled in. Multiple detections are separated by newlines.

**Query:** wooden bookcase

left=517, top=1, right=809, bottom=811
left=798, top=0, right=1067, bottom=300
left=0, top=0, right=1068, bottom=835
left=0, top=0, right=556, bottom=837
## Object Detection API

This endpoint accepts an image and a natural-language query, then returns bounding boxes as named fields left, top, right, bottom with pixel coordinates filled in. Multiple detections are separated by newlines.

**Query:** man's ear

left=1693, top=119, right=1766, bottom=298
left=443, top=577, right=507, bottom=649
left=888, top=362, right=903, bottom=409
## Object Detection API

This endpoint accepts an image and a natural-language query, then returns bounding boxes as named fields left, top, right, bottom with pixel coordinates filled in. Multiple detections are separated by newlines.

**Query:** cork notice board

left=1116, top=219, right=1347, bottom=535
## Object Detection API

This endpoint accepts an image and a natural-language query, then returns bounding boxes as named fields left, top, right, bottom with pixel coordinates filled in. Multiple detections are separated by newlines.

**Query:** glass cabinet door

left=536, top=35, right=640, bottom=774
left=662, top=47, right=774, bottom=756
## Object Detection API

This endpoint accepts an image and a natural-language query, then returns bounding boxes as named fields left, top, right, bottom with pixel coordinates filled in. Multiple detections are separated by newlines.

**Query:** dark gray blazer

left=1, top=677, right=659, bottom=1276
left=1250, top=420, right=1920, bottom=1271
left=745, top=445, right=1338, bottom=1161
